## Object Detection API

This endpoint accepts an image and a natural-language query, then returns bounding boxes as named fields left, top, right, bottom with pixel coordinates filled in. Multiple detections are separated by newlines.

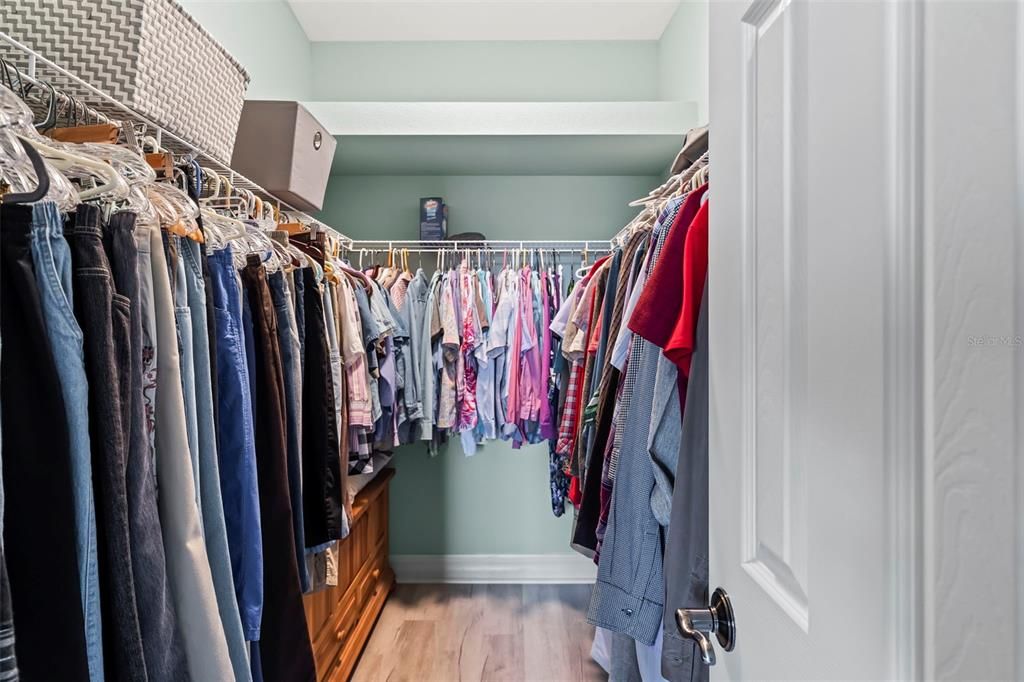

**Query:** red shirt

left=628, top=183, right=709, bottom=348
left=664, top=198, right=709, bottom=375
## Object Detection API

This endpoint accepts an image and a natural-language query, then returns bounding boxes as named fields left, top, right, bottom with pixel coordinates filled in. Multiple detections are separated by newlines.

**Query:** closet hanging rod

left=343, top=239, right=612, bottom=250
left=0, top=30, right=350, bottom=242
left=349, top=247, right=611, bottom=256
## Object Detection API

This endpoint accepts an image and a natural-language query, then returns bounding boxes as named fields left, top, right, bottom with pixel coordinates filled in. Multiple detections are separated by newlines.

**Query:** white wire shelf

left=0, top=30, right=348, bottom=240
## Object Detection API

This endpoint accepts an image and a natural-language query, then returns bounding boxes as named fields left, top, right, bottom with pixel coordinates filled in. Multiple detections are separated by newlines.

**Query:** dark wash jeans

left=103, top=212, right=190, bottom=681
left=1, top=203, right=90, bottom=680
left=65, top=205, right=149, bottom=681
left=242, top=259, right=316, bottom=681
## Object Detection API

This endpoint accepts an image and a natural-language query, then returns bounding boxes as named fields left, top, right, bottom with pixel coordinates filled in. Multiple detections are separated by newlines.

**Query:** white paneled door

left=704, top=0, right=1023, bottom=679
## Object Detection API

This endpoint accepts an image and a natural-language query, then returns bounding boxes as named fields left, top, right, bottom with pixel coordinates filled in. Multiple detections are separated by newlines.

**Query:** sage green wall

left=319, top=174, right=657, bottom=554
left=658, top=1, right=709, bottom=121
left=180, top=0, right=312, bottom=100
left=319, top=175, right=657, bottom=239
left=180, top=1, right=708, bottom=113
left=311, top=41, right=660, bottom=102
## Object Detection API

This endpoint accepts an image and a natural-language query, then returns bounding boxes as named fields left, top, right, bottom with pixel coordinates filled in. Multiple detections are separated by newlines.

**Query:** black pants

left=571, top=366, right=620, bottom=552
left=0, top=203, right=90, bottom=680
left=104, top=213, right=190, bottom=681
left=300, top=268, right=344, bottom=548
left=242, top=258, right=316, bottom=681
left=65, top=205, right=149, bottom=681
left=0, top=541, right=18, bottom=681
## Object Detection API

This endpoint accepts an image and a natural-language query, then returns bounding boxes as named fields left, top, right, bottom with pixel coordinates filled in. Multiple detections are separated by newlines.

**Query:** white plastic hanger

left=23, top=133, right=128, bottom=201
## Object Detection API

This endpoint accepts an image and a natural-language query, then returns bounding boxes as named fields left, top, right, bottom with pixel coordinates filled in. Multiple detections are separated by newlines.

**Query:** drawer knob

left=372, top=568, right=381, bottom=580
left=335, top=628, right=346, bottom=641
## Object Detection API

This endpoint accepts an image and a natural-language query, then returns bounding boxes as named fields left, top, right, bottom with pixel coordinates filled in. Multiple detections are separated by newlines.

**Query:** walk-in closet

left=2, top=1, right=1022, bottom=681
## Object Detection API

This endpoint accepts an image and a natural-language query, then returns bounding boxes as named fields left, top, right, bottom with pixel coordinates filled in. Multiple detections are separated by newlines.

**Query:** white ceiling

left=287, top=1, right=682, bottom=42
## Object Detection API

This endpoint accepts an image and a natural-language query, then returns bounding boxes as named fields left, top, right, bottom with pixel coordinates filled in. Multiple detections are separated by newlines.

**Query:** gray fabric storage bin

left=6, top=0, right=250, bottom=163
left=231, top=101, right=336, bottom=212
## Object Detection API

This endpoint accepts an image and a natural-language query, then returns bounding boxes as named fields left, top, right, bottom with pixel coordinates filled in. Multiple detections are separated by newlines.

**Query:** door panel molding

left=1017, top=11, right=1024, bottom=682
left=738, top=0, right=810, bottom=633
left=883, top=1, right=924, bottom=680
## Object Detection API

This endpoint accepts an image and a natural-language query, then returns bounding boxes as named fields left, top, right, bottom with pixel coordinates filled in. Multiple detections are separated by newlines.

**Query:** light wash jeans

left=28, top=201, right=105, bottom=682
left=181, top=239, right=254, bottom=681
left=170, top=236, right=202, bottom=513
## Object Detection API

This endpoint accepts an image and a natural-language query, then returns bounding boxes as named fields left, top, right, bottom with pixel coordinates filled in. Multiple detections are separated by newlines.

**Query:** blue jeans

left=169, top=236, right=202, bottom=513
left=268, top=270, right=310, bottom=592
left=182, top=240, right=254, bottom=681
left=208, top=247, right=264, bottom=642
left=28, top=202, right=105, bottom=682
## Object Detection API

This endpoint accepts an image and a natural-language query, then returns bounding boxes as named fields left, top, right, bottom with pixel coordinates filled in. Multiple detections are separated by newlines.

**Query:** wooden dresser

left=303, top=468, right=395, bottom=681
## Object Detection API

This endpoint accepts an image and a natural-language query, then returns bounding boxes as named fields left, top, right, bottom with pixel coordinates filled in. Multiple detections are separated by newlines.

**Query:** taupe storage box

left=7, top=0, right=250, bottom=163
left=231, top=101, right=336, bottom=212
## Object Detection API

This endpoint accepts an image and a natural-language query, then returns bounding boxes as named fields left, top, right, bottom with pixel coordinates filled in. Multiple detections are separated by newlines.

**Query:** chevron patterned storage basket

left=6, top=0, right=250, bottom=162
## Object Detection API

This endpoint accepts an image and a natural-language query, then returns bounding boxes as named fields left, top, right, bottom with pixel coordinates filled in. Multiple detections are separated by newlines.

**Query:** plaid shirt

left=348, top=427, right=373, bottom=474
left=390, top=272, right=412, bottom=309
left=554, top=360, right=583, bottom=455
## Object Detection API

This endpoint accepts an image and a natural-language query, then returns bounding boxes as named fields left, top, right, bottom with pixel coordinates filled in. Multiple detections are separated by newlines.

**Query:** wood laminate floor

left=352, top=583, right=608, bottom=682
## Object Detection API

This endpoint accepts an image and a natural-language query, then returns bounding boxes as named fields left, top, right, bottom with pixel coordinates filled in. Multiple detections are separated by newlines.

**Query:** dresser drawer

left=324, top=552, right=394, bottom=681
left=304, top=468, right=395, bottom=681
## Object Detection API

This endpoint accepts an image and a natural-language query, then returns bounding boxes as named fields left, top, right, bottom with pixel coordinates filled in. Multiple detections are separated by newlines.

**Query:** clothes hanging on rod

left=0, top=76, right=359, bottom=681
left=332, top=240, right=607, bottom=462
left=541, top=148, right=711, bottom=682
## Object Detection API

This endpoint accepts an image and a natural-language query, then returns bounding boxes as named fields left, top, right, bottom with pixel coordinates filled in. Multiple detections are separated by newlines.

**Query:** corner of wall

left=179, top=0, right=313, bottom=101
left=657, top=0, right=709, bottom=123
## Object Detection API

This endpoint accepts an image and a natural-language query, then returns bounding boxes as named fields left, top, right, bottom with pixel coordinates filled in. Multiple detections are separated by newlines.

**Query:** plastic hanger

left=199, top=170, right=248, bottom=248
left=0, top=85, right=80, bottom=208
left=149, top=182, right=201, bottom=240
left=0, top=82, right=126, bottom=202
left=19, top=132, right=127, bottom=201
left=2, top=135, right=50, bottom=203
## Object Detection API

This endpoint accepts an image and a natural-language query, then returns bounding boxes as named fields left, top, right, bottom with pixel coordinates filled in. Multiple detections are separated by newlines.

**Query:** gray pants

left=661, top=284, right=710, bottom=682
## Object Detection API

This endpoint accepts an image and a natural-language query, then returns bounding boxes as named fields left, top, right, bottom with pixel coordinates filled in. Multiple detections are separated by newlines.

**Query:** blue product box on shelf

left=420, top=197, right=447, bottom=240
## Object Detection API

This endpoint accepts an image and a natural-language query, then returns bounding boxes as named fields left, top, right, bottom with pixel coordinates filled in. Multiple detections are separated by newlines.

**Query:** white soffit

left=287, top=0, right=682, bottom=42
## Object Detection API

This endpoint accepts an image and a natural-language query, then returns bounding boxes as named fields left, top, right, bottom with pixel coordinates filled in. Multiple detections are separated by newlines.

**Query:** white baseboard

left=391, top=553, right=598, bottom=584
